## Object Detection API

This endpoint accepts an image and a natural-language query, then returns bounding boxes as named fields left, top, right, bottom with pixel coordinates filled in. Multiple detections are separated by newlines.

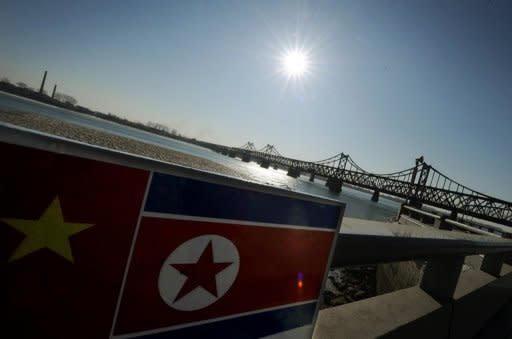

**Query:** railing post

left=435, top=216, right=451, bottom=230
left=420, top=255, right=464, bottom=302
left=397, top=203, right=407, bottom=219
left=481, top=253, right=504, bottom=277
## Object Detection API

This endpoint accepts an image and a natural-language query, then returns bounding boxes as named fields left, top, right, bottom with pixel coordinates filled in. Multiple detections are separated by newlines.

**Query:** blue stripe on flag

left=144, top=172, right=339, bottom=229
left=133, top=301, right=316, bottom=339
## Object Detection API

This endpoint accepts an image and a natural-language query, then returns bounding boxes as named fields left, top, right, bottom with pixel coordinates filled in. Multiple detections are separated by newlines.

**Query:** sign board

left=0, top=124, right=344, bottom=338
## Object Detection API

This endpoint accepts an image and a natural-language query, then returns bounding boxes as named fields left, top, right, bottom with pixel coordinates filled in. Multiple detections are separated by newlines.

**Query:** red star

left=170, top=240, right=233, bottom=303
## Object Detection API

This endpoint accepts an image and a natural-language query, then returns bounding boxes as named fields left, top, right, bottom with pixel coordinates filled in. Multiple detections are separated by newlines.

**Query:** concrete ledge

left=451, top=270, right=512, bottom=339
left=313, top=286, right=449, bottom=339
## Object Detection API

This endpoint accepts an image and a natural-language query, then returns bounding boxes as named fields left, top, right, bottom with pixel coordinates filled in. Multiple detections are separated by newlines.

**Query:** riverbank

left=0, top=110, right=249, bottom=180
left=0, top=85, right=186, bottom=143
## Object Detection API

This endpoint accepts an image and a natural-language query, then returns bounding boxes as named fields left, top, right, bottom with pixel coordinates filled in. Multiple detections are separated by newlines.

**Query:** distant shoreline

left=0, top=85, right=194, bottom=145
left=0, top=110, right=248, bottom=180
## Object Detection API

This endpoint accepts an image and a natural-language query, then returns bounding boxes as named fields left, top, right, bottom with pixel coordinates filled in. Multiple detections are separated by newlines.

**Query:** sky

left=1, top=0, right=511, bottom=200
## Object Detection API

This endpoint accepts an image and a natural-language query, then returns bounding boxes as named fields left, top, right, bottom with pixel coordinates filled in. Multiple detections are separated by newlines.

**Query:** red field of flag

left=1, top=143, right=149, bottom=338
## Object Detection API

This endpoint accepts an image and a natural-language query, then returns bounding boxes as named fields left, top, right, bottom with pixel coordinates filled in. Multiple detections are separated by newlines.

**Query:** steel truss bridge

left=194, top=140, right=512, bottom=228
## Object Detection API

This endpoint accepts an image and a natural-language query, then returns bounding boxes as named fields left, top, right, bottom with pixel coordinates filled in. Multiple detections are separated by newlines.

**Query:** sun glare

left=280, top=49, right=310, bottom=79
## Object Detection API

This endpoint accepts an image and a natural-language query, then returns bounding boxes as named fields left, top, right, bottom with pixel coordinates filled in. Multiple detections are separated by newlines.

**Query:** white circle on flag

left=158, top=234, right=240, bottom=311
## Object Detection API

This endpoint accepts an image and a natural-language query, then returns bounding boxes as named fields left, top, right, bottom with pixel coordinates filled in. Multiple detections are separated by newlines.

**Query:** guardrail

left=337, top=215, right=512, bottom=302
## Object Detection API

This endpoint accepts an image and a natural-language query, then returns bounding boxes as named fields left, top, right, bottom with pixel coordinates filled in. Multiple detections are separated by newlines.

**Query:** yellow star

left=2, top=197, right=93, bottom=263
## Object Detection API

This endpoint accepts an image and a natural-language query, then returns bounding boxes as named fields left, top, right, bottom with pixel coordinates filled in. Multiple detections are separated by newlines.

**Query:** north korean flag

left=0, top=142, right=149, bottom=338
left=113, top=172, right=341, bottom=338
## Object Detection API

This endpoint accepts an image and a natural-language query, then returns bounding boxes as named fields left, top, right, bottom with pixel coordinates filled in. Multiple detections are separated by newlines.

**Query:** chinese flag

left=0, top=142, right=149, bottom=338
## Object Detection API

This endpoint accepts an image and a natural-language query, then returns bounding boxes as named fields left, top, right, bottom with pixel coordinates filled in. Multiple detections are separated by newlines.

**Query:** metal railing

left=400, top=203, right=511, bottom=238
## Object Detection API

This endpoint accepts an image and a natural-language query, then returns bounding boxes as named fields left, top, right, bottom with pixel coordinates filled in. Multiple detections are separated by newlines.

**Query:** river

left=0, top=91, right=401, bottom=221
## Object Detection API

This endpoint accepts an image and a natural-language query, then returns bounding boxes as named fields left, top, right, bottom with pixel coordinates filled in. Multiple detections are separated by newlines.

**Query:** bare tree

left=54, top=92, right=77, bottom=105
left=16, top=82, right=29, bottom=89
left=64, top=95, right=77, bottom=105
left=147, top=121, right=170, bottom=133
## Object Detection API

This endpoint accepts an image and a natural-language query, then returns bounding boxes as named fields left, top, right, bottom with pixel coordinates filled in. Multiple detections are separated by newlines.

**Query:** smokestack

left=39, top=70, right=47, bottom=94
left=51, top=84, right=57, bottom=99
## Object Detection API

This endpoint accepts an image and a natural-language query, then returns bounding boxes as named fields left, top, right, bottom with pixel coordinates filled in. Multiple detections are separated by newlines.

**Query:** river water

left=0, top=91, right=401, bottom=221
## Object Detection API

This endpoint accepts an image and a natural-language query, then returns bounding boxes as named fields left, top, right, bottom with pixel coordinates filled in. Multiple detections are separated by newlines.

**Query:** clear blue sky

left=1, top=0, right=511, bottom=200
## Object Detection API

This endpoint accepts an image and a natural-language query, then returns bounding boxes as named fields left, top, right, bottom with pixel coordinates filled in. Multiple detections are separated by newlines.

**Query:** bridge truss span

left=204, top=142, right=512, bottom=227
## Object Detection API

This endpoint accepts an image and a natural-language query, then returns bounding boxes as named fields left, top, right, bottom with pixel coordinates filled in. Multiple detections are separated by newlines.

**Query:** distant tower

left=51, top=84, right=57, bottom=99
left=39, top=70, right=47, bottom=94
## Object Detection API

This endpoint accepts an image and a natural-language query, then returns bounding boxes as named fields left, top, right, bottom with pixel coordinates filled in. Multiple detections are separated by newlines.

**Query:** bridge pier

left=242, top=153, right=251, bottom=162
left=326, top=177, right=343, bottom=193
left=287, top=167, right=300, bottom=178
left=397, top=203, right=406, bottom=219
left=260, top=159, right=270, bottom=169
left=371, top=190, right=380, bottom=202
left=309, top=172, right=315, bottom=182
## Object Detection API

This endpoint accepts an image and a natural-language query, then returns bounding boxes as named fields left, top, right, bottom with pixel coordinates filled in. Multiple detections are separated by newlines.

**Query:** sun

left=283, top=50, right=308, bottom=76
left=280, top=48, right=310, bottom=79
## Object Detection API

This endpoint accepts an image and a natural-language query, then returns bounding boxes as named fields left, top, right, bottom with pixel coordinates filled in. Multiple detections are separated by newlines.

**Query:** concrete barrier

left=314, top=263, right=512, bottom=338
